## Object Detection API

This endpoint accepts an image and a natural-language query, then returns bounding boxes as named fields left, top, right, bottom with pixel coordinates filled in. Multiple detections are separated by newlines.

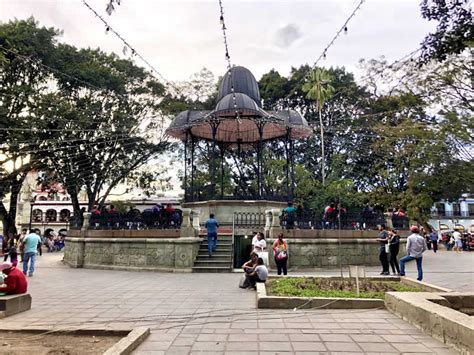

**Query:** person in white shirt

left=452, top=230, right=463, bottom=252
left=399, top=225, right=428, bottom=281
left=253, top=232, right=266, bottom=253
left=251, top=232, right=258, bottom=250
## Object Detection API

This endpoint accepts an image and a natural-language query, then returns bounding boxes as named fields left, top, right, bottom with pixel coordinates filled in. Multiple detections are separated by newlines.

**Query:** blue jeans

left=399, top=255, right=423, bottom=281
left=207, top=232, right=217, bottom=255
left=23, top=252, right=37, bottom=275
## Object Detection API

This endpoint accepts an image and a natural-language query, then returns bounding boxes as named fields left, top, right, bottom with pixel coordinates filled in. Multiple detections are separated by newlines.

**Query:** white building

left=428, top=194, right=474, bottom=232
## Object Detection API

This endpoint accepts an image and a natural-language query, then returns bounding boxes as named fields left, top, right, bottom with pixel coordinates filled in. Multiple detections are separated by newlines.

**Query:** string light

left=217, top=0, right=241, bottom=123
left=278, top=0, right=365, bottom=107
left=82, top=0, right=183, bottom=97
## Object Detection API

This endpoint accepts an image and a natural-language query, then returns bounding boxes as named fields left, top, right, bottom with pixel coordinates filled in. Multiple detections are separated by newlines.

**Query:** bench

left=0, top=293, right=32, bottom=318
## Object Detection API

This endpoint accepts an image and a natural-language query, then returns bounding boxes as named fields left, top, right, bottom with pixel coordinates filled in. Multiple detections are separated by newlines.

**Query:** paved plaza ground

left=4, top=249, right=472, bottom=354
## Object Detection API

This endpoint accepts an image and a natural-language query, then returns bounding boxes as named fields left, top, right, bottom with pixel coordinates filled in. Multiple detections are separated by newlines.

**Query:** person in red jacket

left=0, top=262, right=28, bottom=295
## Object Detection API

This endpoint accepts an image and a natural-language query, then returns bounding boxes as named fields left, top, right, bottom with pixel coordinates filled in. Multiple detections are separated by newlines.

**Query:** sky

left=0, top=0, right=437, bottom=198
left=1, top=0, right=436, bottom=83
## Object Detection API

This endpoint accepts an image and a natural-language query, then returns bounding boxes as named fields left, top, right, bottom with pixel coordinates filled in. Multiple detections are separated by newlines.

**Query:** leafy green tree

left=0, top=18, right=59, bottom=233
left=419, top=0, right=473, bottom=63
left=35, top=44, right=171, bottom=215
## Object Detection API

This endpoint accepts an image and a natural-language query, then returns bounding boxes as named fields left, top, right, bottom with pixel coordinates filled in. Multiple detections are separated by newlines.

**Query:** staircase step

left=198, top=251, right=231, bottom=257
left=194, top=260, right=231, bottom=265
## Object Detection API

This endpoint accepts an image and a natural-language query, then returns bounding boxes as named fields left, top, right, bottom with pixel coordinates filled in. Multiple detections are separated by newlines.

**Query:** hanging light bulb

left=323, top=51, right=327, bottom=60
left=220, top=15, right=224, bottom=24
left=105, top=26, right=110, bottom=34
left=344, top=26, right=348, bottom=35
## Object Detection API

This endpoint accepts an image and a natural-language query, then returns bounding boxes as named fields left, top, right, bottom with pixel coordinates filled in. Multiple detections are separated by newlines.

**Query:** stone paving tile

left=382, top=334, right=418, bottom=343
left=259, top=342, right=293, bottom=352
left=357, top=342, right=399, bottom=352
left=288, top=334, right=320, bottom=342
left=325, top=341, right=363, bottom=352
left=391, top=342, right=433, bottom=353
left=6, top=253, right=467, bottom=355
left=319, top=333, right=352, bottom=342
left=258, top=334, right=290, bottom=342
left=225, top=342, right=259, bottom=351
left=291, top=341, right=326, bottom=351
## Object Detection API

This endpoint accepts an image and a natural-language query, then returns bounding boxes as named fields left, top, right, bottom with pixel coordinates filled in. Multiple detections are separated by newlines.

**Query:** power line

left=81, top=0, right=183, bottom=97
left=281, top=0, right=366, bottom=104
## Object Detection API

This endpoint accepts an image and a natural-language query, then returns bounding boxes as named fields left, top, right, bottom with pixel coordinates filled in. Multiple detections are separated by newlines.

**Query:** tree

left=0, top=18, right=60, bottom=234
left=35, top=44, right=171, bottom=215
left=419, top=0, right=473, bottom=63
left=302, top=68, right=334, bottom=185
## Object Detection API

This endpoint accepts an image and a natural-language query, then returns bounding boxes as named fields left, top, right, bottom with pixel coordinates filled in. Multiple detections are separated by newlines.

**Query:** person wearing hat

left=0, top=262, right=28, bottom=295
left=399, top=225, right=428, bottom=281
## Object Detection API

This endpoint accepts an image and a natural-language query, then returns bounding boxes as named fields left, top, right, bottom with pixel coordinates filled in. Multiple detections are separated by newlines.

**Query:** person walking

left=205, top=213, right=219, bottom=257
left=429, top=230, right=438, bottom=253
left=272, top=233, right=288, bottom=275
left=376, top=224, right=390, bottom=275
left=22, top=229, right=42, bottom=277
left=388, top=229, right=401, bottom=275
left=452, top=230, right=463, bottom=253
left=399, top=225, right=428, bottom=281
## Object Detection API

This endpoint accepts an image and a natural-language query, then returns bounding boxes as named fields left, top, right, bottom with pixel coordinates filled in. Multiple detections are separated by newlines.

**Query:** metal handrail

left=231, top=212, right=235, bottom=270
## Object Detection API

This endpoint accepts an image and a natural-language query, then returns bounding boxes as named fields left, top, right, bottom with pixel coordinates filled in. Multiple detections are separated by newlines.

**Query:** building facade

left=428, top=194, right=474, bottom=232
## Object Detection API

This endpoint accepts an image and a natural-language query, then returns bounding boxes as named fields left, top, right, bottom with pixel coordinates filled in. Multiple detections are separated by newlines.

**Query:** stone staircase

left=192, top=228, right=233, bottom=273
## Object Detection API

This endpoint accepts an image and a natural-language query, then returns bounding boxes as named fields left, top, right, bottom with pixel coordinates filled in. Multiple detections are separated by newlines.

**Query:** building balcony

left=430, top=211, right=474, bottom=218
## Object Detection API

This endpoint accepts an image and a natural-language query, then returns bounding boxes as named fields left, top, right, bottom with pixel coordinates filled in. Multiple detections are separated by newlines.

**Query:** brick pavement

left=5, top=251, right=471, bottom=354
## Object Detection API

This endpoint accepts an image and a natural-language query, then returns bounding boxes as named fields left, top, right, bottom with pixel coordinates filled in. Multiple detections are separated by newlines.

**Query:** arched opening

left=32, top=209, right=43, bottom=222
left=59, top=209, right=71, bottom=222
left=46, top=209, right=57, bottom=222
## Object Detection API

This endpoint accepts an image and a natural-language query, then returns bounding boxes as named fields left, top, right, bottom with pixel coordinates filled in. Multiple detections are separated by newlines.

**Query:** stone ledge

left=385, top=292, right=473, bottom=354
left=0, top=293, right=32, bottom=318
left=104, top=327, right=150, bottom=355
left=82, top=264, right=193, bottom=273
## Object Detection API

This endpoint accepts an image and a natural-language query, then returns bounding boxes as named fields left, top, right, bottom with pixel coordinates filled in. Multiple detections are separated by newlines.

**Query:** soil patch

left=268, top=277, right=421, bottom=299
left=0, top=331, right=122, bottom=355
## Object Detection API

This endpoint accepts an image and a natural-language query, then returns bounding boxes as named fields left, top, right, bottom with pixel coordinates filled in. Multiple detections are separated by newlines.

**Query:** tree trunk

left=319, top=104, right=325, bottom=185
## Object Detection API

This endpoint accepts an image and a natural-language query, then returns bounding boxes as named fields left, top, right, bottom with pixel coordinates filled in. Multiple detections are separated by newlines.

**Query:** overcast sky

left=2, top=0, right=435, bottom=83
left=1, top=0, right=437, bottom=197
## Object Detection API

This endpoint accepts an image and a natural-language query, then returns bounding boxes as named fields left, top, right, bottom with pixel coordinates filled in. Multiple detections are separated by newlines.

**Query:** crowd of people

left=88, top=204, right=182, bottom=229
left=280, top=202, right=393, bottom=230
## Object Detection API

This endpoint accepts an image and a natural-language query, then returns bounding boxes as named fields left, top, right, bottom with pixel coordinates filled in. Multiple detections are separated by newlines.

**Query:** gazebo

left=166, top=66, right=312, bottom=204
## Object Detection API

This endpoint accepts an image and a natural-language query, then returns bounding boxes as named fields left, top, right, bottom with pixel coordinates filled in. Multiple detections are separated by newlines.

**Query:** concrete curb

left=256, top=280, right=384, bottom=309
left=385, top=292, right=473, bottom=354
left=103, top=327, right=150, bottom=355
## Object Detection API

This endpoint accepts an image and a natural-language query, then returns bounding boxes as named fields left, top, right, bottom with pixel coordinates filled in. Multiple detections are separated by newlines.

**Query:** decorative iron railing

left=233, top=212, right=266, bottom=229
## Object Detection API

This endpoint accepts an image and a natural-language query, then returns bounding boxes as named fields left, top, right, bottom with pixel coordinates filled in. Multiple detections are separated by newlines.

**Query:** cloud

left=274, top=23, right=302, bottom=48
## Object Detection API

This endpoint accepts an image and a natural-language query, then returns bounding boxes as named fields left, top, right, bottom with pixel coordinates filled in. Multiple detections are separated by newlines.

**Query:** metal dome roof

left=217, top=66, right=261, bottom=107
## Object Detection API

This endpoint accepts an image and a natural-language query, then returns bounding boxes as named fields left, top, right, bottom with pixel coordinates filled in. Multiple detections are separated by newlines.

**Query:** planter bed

left=257, top=275, right=448, bottom=309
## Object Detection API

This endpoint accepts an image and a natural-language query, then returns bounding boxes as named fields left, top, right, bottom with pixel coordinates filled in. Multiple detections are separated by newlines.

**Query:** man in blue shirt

left=205, top=214, right=219, bottom=257
left=22, top=229, right=42, bottom=277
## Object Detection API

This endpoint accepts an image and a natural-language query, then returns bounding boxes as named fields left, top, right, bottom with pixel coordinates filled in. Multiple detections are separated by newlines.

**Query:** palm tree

left=302, top=68, right=334, bottom=185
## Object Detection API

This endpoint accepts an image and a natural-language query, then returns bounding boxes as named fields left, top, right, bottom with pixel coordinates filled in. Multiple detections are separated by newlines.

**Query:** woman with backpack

left=272, top=233, right=288, bottom=275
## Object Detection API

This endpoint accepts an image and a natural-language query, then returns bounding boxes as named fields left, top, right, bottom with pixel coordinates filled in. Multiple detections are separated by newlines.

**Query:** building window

left=59, top=209, right=71, bottom=222
left=32, top=209, right=43, bottom=222
left=469, top=204, right=474, bottom=217
left=46, top=209, right=57, bottom=222
left=435, top=203, right=445, bottom=216
left=452, top=203, right=461, bottom=216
